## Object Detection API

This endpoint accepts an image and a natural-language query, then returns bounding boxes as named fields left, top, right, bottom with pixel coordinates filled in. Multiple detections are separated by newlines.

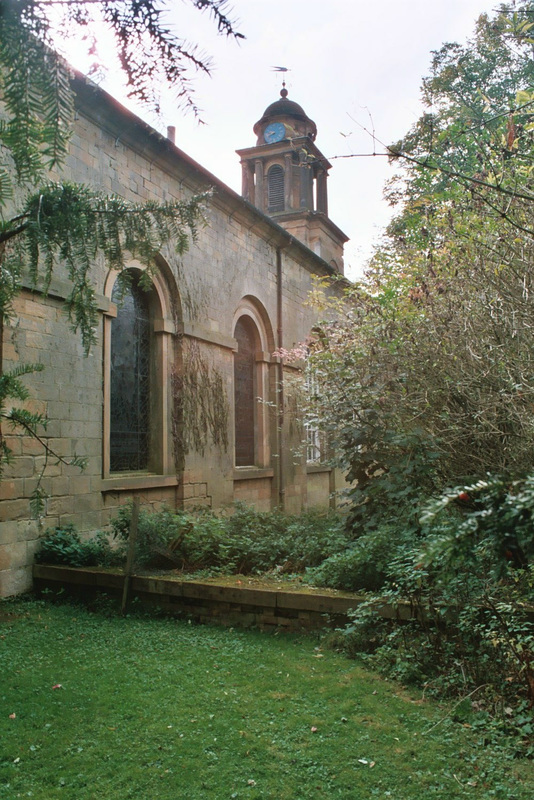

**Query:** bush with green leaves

left=307, top=522, right=419, bottom=592
left=332, top=475, right=534, bottom=737
left=109, top=502, right=350, bottom=573
left=222, top=504, right=350, bottom=574
left=418, top=475, right=534, bottom=578
left=35, top=524, right=122, bottom=568
left=109, top=505, right=229, bottom=570
left=339, top=563, right=534, bottom=751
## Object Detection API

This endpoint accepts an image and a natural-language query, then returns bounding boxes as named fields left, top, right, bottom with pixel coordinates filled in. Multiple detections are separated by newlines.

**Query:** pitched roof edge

left=71, top=73, right=348, bottom=280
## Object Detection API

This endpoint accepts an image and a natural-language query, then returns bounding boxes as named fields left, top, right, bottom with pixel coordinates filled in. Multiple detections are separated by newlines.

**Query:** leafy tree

left=306, top=2, right=534, bottom=542
left=387, top=2, right=534, bottom=233
left=300, top=3, right=534, bottom=718
left=0, top=0, right=243, bottom=508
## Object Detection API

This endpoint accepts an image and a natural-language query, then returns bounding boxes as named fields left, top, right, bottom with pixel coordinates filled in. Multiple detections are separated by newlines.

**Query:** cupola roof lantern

left=253, top=85, right=317, bottom=141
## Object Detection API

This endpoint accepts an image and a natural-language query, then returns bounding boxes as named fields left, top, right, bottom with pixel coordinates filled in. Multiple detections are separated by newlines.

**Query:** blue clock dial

left=264, top=122, right=286, bottom=144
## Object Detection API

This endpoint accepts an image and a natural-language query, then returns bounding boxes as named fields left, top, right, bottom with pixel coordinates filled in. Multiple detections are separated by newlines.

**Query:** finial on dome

left=280, top=80, right=288, bottom=98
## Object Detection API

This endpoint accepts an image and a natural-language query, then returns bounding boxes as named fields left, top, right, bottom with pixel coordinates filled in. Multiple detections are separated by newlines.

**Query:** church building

left=0, top=75, right=349, bottom=596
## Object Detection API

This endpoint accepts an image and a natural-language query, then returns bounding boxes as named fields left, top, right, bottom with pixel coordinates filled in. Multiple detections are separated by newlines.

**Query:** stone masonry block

left=32, top=459, right=62, bottom=478
left=21, top=435, right=50, bottom=456
left=0, top=498, right=33, bottom=521
left=45, top=496, right=74, bottom=517
left=3, top=457, right=35, bottom=479
left=43, top=438, right=73, bottom=458
left=68, top=475, right=92, bottom=495
left=41, top=420, right=61, bottom=439
left=69, top=510, right=102, bottom=532
left=25, top=331, right=53, bottom=351
left=0, top=521, right=19, bottom=545
left=0, top=479, right=24, bottom=502
left=61, top=421, right=87, bottom=438
left=25, top=538, right=41, bottom=560
left=77, top=439, right=101, bottom=457
left=23, top=477, right=52, bottom=498
left=2, top=436, right=23, bottom=456
left=18, top=520, right=41, bottom=542
left=84, top=421, right=102, bottom=439
left=51, top=476, right=70, bottom=496
left=2, top=342, right=20, bottom=362
left=184, top=496, right=212, bottom=509
left=72, top=493, right=102, bottom=513
left=40, top=515, right=60, bottom=531
left=0, top=566, right=32, bottom=598
left=0, top=541, right=27, bottom=571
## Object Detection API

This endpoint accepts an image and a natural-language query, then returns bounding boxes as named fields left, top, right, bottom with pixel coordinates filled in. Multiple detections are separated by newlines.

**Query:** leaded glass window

left=110, top=275, right=151, bottom=471
left=234, top=317, right=257, bottom=466
left=267, top=164, right=285, bottom=212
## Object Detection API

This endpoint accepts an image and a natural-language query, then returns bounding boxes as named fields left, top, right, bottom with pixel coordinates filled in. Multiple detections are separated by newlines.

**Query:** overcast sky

left=63, top=0, right=501, bottom=279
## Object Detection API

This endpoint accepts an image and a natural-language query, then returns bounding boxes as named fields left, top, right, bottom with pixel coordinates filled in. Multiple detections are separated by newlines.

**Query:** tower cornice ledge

left=270, top=210, right=349, bottom=244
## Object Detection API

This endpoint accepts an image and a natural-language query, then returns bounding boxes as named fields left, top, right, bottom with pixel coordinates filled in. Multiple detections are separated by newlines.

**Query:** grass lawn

left=1, top=597, right=533, bottom=799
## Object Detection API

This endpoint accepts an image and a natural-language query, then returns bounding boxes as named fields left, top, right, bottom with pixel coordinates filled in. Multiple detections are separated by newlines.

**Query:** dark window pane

left=234, top=318, right=256, bottom=466
left=110, top=276, right=151, bottom=471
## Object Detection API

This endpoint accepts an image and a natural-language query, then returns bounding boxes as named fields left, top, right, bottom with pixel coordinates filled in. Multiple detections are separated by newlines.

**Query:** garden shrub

left=307, top=523, right=416, bottom=592
left=109, top=505, right=229, bottom=569
left=109, top=501, right=350, bottom=573
left=333, top=475, right=534, bottom=743
left=222, top=504, right=350, bottom=573
left=340, top=563, right=534, bottom=750
left=35, top=524, right=122, bottom=567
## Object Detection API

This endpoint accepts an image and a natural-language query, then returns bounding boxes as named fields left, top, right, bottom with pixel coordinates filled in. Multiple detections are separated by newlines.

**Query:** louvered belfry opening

left=267, top=164, right=285, bottom=212
left=110, top=274, right=151, bottom=471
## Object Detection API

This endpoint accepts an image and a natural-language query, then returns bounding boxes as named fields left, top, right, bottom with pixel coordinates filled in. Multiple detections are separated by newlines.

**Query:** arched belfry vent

left=267, top=164, right=284, bottom=212
left=236, top=84, right=349, bottom=274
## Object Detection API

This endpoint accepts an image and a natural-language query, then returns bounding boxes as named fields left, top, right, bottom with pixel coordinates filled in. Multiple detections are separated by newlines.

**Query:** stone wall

left=0, top=76, right=346, bottom=597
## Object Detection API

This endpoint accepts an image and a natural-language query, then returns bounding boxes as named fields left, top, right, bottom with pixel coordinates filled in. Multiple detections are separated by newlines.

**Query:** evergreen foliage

left=0, top=0, right=243, bottom=509
left=306, top=0, right=534, bottom=550
left=301, top=2, right=534, bottom=718
left=107, top=501, right=350, bottom=573
left=35, top=522, right=123, bottom=566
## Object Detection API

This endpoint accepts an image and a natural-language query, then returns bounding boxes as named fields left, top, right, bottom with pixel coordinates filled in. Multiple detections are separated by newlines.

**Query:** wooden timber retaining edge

left=33, top=565, right=534, bottom=630
left=32, top=564, right=409, bottom=631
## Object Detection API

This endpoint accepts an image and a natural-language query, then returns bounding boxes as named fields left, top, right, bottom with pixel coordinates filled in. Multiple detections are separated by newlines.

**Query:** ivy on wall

left=171, top=339, right=229, bottom=461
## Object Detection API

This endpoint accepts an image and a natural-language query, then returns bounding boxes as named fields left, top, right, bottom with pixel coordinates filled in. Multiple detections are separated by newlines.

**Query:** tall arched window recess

left=103, top=262, right=177, bottom=478
left=267, top=164, right=285, bottom=212
left=232, top=299, right=274, bottom=469
left=109, top=273, right=152, bottom=471
left=234, top=317, right=259, bottom=467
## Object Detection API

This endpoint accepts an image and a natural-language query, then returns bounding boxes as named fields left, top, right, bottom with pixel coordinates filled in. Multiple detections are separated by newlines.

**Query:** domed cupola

left=253, top=85, right=317, bottom=144
left=236, top=84, right=348, bottom=274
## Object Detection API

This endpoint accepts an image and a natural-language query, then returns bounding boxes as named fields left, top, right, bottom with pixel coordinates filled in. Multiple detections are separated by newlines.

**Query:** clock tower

left=236, top=85, right=348, bottom=273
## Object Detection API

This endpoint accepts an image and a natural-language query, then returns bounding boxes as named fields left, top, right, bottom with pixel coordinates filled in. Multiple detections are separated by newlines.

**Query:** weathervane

left=271, top=66, right=290, bottom=95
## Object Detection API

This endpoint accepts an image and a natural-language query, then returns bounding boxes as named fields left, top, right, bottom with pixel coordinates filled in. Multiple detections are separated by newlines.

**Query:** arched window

left=267, top=164, right=285, bottom=212
left=234, top=317, right=259, bottom=467
left=110, top=273, right=152, bottom=471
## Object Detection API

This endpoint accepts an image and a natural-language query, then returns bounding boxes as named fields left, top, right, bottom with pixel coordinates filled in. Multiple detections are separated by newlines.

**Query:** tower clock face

left=264, top=122, right=286, bottom=144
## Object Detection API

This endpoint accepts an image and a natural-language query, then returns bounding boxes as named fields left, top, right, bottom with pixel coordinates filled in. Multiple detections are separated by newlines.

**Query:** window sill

left=100, top=474, right=179, bottom=493
left=233, top=467, right=274, bottom=481
left=306, top=463, right=331, bottom=473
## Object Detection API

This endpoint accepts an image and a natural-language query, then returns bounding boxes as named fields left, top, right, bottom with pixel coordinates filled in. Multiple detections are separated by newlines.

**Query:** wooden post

left=121, top=496, right=140, bottom=614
